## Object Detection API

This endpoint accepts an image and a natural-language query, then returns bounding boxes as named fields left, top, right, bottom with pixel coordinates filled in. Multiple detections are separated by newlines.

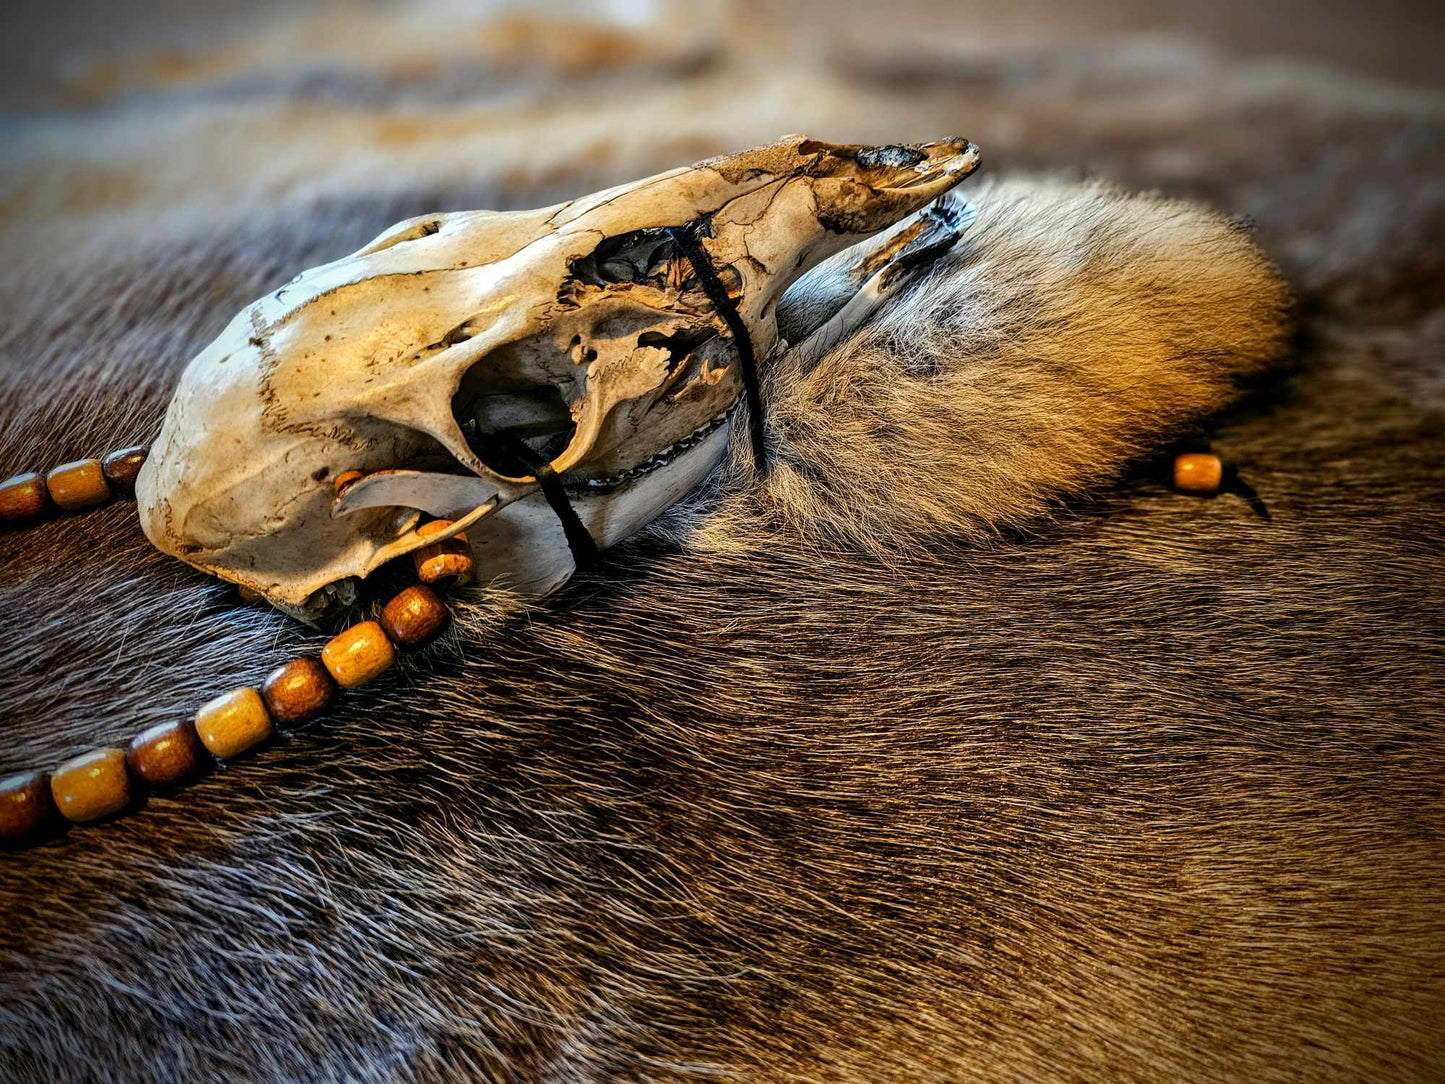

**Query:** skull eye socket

left=454, top=381, right=577, bottom=479
left=442, top=225, right=747, bottom=485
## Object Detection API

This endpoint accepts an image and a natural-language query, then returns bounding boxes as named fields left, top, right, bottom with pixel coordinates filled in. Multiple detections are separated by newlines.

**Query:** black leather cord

left=482, top=224, right=769, bottom=571
left=491, top=430, right=600, bottom=569
left=667, top=224, right=770, bottom=477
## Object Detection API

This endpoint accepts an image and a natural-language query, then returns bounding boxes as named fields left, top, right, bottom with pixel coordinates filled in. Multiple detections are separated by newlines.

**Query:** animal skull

left=136, top=135, right=980, bottom=619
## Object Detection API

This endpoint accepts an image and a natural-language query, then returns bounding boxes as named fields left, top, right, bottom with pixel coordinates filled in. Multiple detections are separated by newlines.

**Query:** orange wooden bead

left=261, top=657, right=337, bottom=725
left=322, top=620, right=395, bottom=689
left=0, top=472, right=54, bottom=522
left=126, top=720, right=207, bottom=788
left=334, top=470, right=365, bottom=496
left=50, top=748, right=132, bottom=823
left=412, top=520, right=474, bottom=586
left=46, top=459, right=112, bottom=512
left=0, top=771, right=57, bottom=842
left=101, top=446, right=148, bottom=499
left=195, top=687, right=274, bottom=759
left=1174, top=452, right=1224, bottom=494
left=379, top=585, right=450, bottom=650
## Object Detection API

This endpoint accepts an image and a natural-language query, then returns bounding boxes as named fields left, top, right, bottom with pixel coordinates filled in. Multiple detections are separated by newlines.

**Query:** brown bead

left=100, top=445, right=148, bottom=499
left=261, top=657, right=337, bottom=726
left=334, top=470, right=365, bottom=496
left=50, top=748, right=132, bottom=823
left=322, top=620, right=395, bottom=689
left=126, top=720, right=207, bottom=788
left=1174, top=452, right=1224, bottom=494
left=0, top=771, right=57, bottom=843
left=0, top=472, right=54, bottom=522
left=380, top=585, right=451, bottom=650
left=46, top=459, right=112, bottom=512
left=237, top=585, right=266, bottom=605
left=195, top=687, right=274, bottom=760
left=413, top=520, right=474, bottom=586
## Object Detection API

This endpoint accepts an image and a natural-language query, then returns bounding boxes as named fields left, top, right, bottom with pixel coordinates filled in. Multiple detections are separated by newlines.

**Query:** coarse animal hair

left=2, top=5, right=1444, bottom=1081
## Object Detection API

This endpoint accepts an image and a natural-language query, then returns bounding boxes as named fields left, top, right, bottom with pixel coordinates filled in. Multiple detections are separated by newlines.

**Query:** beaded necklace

left=0, top=445, right=467, bottom=847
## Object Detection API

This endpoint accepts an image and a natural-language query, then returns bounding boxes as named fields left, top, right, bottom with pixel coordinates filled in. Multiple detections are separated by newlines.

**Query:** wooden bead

left=46, top=459, right=112, bottom=512
left=101, top=445, right=148, bottom=499
left=322, top=620, right=395, bottom=688
left=1174, top=452, right=1224, bottom=494
left=195, top=687, right=274, bottom=759
left=261, top=657, right=337, bottom=725
left=50, top=748, right=132, bottom=823
left=380, top=585, right=450, bottom=650
left=413, top=520, right=474, bottom=586
left=0, top=472, right=54, bottom=522
left=334, top=470, right=365, bottom=496
left=237, top=585, right=265, bottom=605
left=126, top=720, right=207, bottom=788
left=0, top=771, right=57, bottom=842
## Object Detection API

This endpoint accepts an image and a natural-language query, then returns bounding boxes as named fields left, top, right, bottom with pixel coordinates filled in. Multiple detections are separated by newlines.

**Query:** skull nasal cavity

left=571, top=227, right=682, bottom=290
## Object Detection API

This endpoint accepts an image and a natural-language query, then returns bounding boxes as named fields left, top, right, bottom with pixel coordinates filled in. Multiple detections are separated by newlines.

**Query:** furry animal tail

left=685, top=178, right=1293, bottom=556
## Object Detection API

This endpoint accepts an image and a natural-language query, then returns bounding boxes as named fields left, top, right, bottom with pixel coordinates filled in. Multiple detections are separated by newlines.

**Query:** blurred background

left=0, top=0, right=1440, bottom=347
left=3, top=0, right=1442, bottom=105
left=2, top=0, right=1440, bottom=194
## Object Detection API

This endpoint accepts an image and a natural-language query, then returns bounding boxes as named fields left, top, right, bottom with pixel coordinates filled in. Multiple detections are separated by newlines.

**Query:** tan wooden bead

left=380, top=585, right=451, bottom=650
left=126, top=720, right=207, bottom=788
left=322, top=620, right=395, bottom=689
left=0, top=771, right=57, bottom=842
left=46, top=459, right=112, bottom=512
left=412, top=520, right=474, bottom=586
left=0, top=472, right=54, bottom=522
left=334, top=470, right=365, bottom=496
left=1173, top=452, right=1224, bottom=494
left=195, top=687, right=274, bottom=760
left=101, top=446, right=149, bottom=499
left=50, top=748, right=132, bottom=824
left=261, top=657, right=337, bottom=725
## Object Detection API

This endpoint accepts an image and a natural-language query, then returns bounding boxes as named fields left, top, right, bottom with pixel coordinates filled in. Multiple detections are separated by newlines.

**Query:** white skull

left=136, top=136, right=979, bottom=619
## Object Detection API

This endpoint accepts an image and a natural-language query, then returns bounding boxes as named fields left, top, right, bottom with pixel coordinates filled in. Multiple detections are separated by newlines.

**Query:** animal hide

left=1, top=3, right=1442, bottom=1081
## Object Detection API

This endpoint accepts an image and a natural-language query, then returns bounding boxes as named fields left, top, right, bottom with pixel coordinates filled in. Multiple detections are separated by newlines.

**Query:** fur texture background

left=1, top=2, right=1442, bottom=1081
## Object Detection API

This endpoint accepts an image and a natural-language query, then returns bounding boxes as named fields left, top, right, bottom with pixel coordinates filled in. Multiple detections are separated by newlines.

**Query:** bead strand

left=0, top=450, right=474, bottom=848
left=0, top=574, right=457, bottom=847
left=0, top=445, right=150, bottom=525
left=1173, top=452, right=1224, bottom=494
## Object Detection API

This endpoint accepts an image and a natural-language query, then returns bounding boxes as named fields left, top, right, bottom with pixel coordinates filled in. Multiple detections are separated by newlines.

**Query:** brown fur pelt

left=2, top=3, right=1444, bottom=1082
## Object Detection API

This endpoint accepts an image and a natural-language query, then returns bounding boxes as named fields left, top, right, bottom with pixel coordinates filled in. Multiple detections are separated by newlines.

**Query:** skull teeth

left=581, top=409, right=735, bottom=493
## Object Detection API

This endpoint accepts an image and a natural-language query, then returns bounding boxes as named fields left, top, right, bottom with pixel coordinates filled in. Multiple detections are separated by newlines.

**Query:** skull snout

left=792, top=138, right=981, bottom=236
left=797, top=137, right=978, bottom=188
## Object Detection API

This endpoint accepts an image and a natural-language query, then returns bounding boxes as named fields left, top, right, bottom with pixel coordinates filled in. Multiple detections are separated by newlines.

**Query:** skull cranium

left=135, top=135, right=980, bottom=619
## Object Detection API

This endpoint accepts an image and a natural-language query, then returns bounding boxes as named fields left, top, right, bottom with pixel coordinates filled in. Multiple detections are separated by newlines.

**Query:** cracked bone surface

left=135, top=135, right=979, bottom=620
